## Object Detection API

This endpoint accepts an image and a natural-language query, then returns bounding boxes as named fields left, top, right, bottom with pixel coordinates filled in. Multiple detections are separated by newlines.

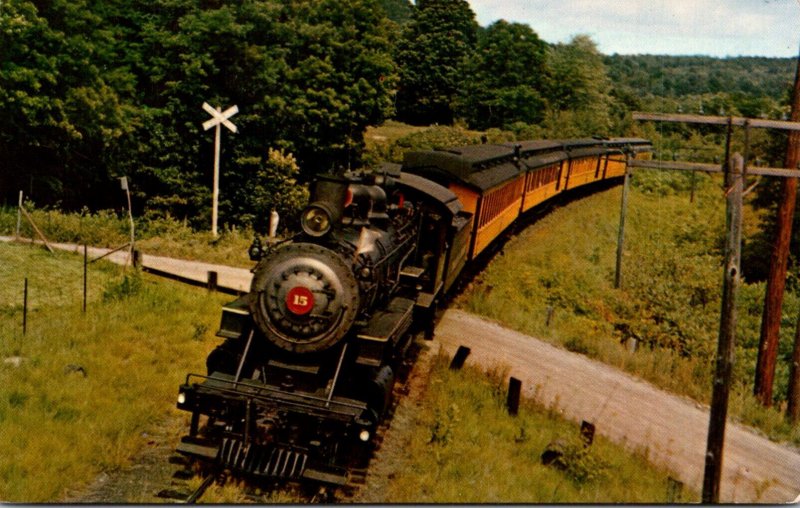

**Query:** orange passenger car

left=401, top=137, right=652, bottom=262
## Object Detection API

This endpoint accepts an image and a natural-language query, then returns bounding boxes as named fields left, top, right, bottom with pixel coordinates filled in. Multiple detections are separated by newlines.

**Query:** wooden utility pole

left=786, top=45, right=800, bottom=423
left=702, top=154, right=743, bottom=504
left=754, top=45, right=800, bottom=407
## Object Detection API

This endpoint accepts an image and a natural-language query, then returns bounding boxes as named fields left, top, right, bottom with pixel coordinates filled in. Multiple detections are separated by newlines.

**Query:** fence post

left=507, top=377, right=522, bottom=416
left=449, top=346, right=470, bottom=370
left=23, top=277, right=28, bottom=335
left=83, top=244, right=87, bottom=313
left=15, top=191, right=23, bottom=240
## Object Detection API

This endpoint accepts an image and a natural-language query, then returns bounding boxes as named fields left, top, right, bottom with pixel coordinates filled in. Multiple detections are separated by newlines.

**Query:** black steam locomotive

left=175, top=165, right=468, bottom=486
left=174, top=137, right=651, bottom=488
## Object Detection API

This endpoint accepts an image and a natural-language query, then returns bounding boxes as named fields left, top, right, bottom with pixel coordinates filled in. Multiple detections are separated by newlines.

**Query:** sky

left=467, top=0, right=800, bottom=58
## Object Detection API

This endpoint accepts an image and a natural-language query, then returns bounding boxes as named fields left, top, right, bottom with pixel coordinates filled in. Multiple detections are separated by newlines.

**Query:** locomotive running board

left=355, top=296, right=415, bottom=366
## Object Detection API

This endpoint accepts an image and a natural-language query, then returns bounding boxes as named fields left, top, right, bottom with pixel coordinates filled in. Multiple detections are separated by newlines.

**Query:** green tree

left=227, top=148, right=309, bottom=232
left=394, top=0, right=478, bottom=125
left=544, top=35, right=613, bottom=137
left=456, top=20, right=547, bottom=130
left=0, top=0, right=136, bottom=209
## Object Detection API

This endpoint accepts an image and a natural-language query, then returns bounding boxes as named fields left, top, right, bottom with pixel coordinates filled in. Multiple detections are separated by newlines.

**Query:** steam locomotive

left=173, top=137, right=652, bottom=488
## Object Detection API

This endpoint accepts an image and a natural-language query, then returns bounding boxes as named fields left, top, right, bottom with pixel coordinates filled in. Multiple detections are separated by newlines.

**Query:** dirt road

left=435, top=309, right=800, bottom=503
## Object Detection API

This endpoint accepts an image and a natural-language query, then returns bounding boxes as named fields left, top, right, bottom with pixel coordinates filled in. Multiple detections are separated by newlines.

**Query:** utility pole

left=754, top=43, right=800, bottom=407
left=784, top=44, right=800, bottom=422
left=702, top=154, right=743, bottom=504
left=614, top=152, right=633, bottom=289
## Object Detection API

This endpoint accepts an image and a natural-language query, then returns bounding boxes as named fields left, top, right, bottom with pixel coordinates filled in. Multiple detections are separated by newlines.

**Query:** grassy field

left=0, top=241, right=228, bottom=502
left=456, top=171, right=800, bottom=446
left=382, top=351, right=697, bottom=503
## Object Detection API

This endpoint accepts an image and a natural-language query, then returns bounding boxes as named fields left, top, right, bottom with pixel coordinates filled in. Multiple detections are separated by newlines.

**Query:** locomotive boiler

left=174, top=166, right=468, bottom=486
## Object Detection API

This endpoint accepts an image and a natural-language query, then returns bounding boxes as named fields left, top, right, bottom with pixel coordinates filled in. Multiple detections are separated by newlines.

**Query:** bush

left=366, top=125, right=484, bottom=164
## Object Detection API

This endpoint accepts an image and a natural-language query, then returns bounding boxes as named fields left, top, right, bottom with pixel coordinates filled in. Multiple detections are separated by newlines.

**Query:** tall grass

left=383, top=351, right=696, bottom=503
left=457, top=172, right=800, bottom=445
left=0, top=242, right=228, bottom=502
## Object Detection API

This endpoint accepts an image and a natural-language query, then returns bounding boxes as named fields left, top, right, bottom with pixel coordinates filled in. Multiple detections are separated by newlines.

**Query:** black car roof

left=402, top=138, right=652, bottom=191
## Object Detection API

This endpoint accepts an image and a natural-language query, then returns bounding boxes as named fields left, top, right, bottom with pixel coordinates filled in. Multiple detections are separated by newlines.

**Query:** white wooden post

left=15, top=190, right=22, bottom=240
left=120, top=176, right=135, bottom=265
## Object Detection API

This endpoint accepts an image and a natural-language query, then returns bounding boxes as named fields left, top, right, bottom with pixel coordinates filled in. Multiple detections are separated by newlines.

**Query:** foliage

left=225, top=148, right=309, bottom=232
left=455, top=20, right=547, bottom=130
left=605, top=55, right=795, bottom=100
left=377, top=0, right=413, bottom=25
left=363, top=124, right=484, bottom=165
left=0, top=0, right=137, bottom=209
left=544, top=35, right=613, bottom=137
left=394, top=0, right=478, bottom=125
left=1, top=0, right=397, bottom=227
left=546, top=437, right=611, bottom=485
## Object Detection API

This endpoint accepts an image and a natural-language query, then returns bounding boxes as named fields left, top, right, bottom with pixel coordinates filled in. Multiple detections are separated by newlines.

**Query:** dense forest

left=1, top=0, right=797, bottom=229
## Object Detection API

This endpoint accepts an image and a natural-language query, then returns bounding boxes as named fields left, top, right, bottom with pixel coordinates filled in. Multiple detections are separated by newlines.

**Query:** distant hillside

left=604, top=55, right=795, bottom=100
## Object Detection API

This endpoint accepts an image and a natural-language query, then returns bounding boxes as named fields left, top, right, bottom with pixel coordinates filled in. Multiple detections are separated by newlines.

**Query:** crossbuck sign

left=202, top=102, right=238, bottom=237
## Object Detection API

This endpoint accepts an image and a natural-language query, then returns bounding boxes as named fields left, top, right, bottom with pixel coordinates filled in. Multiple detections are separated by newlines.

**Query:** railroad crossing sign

left=202, top=102, right=238, bottom=237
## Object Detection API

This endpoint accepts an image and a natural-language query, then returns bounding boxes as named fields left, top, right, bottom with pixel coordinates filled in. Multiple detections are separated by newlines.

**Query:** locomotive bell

left=300, top=176, right=348, bottom=237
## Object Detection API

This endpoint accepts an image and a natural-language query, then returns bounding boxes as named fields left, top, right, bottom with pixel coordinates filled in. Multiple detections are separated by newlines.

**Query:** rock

left=3, top=356, right=25, bottom=368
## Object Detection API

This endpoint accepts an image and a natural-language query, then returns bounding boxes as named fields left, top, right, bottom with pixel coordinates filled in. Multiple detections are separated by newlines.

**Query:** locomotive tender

left=174, top=137, right=652, bottom=487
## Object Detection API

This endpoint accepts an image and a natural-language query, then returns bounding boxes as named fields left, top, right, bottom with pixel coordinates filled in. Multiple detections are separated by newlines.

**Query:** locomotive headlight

left=177, top=392, right=187, bottom=405
left=359, top=430, right=370, bottom=442
left=301, top=204, right=333, bottom=237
